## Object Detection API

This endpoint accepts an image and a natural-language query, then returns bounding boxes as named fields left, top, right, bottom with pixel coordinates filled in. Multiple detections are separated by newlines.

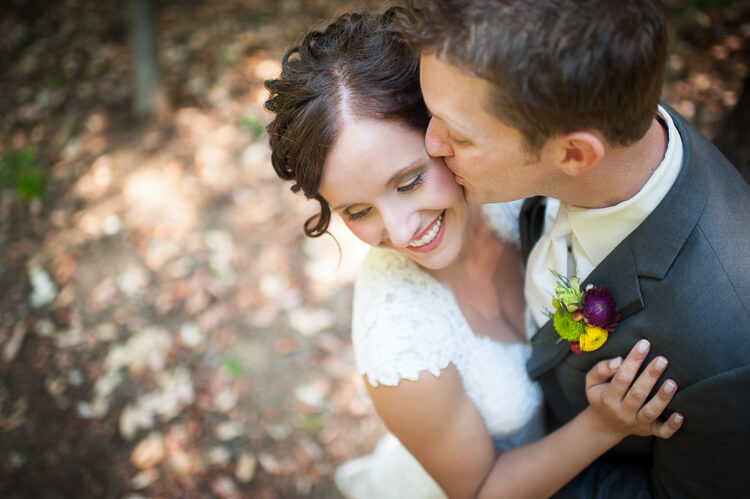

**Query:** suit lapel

left=519, top=196, right=546, bottom=263
left=527, top=105, right=708, bottom=380
left=527, top=239, right=644, bottom=379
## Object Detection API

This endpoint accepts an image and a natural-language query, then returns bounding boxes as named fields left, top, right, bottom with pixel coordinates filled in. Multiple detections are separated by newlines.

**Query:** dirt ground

left=1, top=1, right=748, bottom=498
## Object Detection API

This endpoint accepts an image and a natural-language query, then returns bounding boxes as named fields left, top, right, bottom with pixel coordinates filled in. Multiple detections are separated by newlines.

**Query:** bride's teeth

left=409, top=213, right=443, bottom=248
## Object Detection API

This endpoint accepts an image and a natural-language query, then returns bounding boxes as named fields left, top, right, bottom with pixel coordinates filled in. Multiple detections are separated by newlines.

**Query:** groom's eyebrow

left=440, top=116, right=470, bottom=134
left=426, top=105, right=471, bottom=134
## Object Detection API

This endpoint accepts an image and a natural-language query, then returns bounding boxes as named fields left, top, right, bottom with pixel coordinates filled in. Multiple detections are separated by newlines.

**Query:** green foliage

left=240, top=115, right=265, bottom=138
left=223, top=357, right=242, bottom=377
left=299, top=413, right=324, bottom=433
left=0, top=149, right=45, bottom=201
left=669, top=0, right=733, bottom=25
left=222, top=45, right=239, bottom=65
left=46, top=73, right=66, bottom=91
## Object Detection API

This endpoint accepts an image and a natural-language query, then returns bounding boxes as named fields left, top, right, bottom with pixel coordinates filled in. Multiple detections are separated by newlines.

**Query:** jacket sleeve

left=555, top=363, right=750, bottom=498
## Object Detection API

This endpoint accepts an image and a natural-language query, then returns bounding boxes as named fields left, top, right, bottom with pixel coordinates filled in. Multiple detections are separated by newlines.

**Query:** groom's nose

left=425, top=118, right=454, bottom=158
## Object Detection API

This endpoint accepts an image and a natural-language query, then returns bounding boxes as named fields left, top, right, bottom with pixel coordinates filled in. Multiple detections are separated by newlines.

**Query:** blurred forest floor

left=1, top=0, right=748, bottom=498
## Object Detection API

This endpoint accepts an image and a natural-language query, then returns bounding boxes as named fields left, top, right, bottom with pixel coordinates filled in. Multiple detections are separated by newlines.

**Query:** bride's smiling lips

left=406, top=210, right=446, bottom=253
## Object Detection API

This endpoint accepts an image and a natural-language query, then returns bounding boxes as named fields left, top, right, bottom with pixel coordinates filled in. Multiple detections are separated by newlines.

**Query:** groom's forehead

left=420, top=54, right=494, bottom=114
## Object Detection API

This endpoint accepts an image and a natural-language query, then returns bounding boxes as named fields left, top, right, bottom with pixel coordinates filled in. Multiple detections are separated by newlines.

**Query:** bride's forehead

left=318, top=159, right=388, bottom=206
left=323, top=121, right=424, bottom=179
left=330, top=119, right=422, bottom=157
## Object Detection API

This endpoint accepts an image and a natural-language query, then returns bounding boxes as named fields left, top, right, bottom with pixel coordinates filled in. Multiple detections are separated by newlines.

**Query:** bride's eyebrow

left=385, top=158, right=427, bottom=185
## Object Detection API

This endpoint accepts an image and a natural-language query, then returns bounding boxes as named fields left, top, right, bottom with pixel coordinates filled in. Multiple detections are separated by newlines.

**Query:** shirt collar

left=564, top=105, right=684, bottom=270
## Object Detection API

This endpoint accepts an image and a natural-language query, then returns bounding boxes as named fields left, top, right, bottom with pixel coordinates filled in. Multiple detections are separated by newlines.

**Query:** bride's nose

left=381, top=205, right=421, bottom=248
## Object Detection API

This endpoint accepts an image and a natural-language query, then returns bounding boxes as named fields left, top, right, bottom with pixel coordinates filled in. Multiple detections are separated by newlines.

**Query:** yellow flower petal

left=580, top=325, right=609, bottom=352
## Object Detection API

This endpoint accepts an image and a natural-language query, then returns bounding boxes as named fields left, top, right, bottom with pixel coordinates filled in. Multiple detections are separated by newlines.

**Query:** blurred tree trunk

left=714, top=75, right=750, bottom=184
left=129, top=0, right=166, bottom=118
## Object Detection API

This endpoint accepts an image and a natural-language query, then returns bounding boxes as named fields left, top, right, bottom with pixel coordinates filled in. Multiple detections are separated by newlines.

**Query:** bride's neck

left=428, top=205, right=525, bottom=342
left=430, top=205, right=500, bottom=283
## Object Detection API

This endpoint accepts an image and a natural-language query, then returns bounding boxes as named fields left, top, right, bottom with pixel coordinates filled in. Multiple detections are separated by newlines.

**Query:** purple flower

left=582, top=286, right=620, bottom=331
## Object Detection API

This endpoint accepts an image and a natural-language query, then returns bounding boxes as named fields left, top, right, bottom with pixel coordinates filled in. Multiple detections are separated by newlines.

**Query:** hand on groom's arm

left=559, top=364, right=750, bottom=498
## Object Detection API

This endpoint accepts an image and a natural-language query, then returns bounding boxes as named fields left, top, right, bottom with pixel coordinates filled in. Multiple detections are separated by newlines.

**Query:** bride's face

left=318, top=118, right=469, bottom=270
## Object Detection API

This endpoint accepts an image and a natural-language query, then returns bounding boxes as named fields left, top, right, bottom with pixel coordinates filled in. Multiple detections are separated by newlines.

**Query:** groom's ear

left=548, top=131, right=605, bottom=177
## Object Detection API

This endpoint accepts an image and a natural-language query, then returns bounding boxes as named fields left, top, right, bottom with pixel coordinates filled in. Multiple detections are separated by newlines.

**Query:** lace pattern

left=351, top=201, right=543, bottom=437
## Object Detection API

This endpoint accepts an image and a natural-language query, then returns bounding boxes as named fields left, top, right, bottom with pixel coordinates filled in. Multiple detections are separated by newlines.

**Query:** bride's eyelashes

left=396, top=172, right=424, bottom=192
left=343, top=172, right=425, bottom=222
left=345, top=206, right=371, bottom=222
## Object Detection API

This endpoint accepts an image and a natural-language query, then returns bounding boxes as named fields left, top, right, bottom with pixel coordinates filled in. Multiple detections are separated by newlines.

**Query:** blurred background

left=0, top=0, right=748, bottom=497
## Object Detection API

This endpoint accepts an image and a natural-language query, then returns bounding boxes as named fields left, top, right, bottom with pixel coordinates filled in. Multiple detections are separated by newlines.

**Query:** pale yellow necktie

left=524, top=203, right=573, bottom=332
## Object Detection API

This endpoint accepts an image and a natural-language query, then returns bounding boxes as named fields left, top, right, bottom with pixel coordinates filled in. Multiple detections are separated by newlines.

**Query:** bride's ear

left=547, top=131, right=606, bottom=177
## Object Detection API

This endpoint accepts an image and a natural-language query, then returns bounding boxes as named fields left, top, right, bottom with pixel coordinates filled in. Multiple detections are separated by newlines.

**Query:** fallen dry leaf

left=235, top=452, right=257, bottom=483
left=131, top=433, right=166, bottom=469
left=2, top=322, right=28, bottom=364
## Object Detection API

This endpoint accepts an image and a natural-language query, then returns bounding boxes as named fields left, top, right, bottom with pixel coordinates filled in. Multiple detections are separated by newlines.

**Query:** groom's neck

left=556, top=117, right=669, bottom=209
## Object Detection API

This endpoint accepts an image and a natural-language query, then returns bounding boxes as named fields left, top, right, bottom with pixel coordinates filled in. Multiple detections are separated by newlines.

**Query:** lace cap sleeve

left=481, top=200, right=524, bottom=247
left=351, top=248, right=456, bottom=387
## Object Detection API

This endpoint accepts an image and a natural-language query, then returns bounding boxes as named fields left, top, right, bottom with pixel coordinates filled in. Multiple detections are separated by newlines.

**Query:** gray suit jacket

left=521, top=106, right=750, bottom=498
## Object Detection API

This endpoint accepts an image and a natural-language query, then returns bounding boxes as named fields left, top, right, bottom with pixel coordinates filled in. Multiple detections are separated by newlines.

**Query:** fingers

left=586, top=356, right=622, bottom=391
left=585, top=340, right=683, bottom=440
left=650, top=411, right=685, bottom=439
left=621, top=355, right=670, bottom=415
left=602, top=339, right=651, bottom=406
left=636, top=378, right=678, bottom=423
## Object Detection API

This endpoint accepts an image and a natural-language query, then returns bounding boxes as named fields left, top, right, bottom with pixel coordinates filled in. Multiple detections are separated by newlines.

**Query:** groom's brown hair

left=403, top=0, right=668, bottom=152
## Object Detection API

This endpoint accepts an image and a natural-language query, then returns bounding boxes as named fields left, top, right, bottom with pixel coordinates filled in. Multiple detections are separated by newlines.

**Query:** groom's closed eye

left=448, top=130, right=470, bottom=146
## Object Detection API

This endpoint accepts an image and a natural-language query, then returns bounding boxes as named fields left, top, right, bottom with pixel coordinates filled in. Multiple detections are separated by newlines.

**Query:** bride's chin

left=415, top=249, right=459, bottom=271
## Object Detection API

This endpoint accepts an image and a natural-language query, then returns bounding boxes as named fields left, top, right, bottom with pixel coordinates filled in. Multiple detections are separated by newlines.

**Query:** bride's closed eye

left=345, top=206, right=371, bottom=222
left=343, top=172, right=424, bottom=222
left=396, top=173, right=424, bottom=192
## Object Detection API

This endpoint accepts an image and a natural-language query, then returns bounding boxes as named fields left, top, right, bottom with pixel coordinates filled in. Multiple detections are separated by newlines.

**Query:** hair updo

left=264, top=7, right=429, bottom=237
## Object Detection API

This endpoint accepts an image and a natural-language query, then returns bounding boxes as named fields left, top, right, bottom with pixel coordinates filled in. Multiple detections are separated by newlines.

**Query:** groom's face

left=420, top=54, right=555, bottom=204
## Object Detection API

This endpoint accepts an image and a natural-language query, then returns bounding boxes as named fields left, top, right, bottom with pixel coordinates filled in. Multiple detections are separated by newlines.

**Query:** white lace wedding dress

left=335, top=202, right=545, bottom=499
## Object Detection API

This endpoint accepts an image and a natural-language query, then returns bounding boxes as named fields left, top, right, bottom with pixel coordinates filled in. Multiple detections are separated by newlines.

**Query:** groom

left=405, top=0, right=750, bottom=497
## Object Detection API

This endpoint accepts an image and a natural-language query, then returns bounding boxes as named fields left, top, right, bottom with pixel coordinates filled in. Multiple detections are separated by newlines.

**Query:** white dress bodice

left=336, top=202, right=545, bottom=499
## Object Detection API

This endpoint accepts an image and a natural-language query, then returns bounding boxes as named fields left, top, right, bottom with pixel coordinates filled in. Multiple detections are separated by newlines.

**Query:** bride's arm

left=367, top=341, right=684, bottom=499
left=366, top=364, right=497, bottom=498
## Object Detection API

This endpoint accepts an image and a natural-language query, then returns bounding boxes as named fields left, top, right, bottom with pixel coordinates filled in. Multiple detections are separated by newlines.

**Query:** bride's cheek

left=348, top=223, right=380, bottom=247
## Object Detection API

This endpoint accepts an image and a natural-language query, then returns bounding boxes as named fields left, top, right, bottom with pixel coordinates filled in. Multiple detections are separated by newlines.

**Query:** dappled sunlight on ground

left=1, top=1, right=387, bottom=497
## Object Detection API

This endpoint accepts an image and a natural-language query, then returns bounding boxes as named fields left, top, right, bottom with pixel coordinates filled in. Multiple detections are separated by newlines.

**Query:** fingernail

left=655, top=357, right=668, bottom=370
left=664, top=380, right=677, bottom=393
left=674, top=413, right=684, bottom=424
left=609, top=357, right=622, bottom=369
left=637, top=339, right=650, bottom=353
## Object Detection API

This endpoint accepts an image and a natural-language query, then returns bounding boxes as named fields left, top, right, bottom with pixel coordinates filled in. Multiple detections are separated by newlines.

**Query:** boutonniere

left=549, top=270, right=620, bottom=354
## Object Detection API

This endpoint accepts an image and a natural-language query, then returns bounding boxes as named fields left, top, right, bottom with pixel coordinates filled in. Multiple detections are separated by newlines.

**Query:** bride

left=265, top=8, right=683, bottom=498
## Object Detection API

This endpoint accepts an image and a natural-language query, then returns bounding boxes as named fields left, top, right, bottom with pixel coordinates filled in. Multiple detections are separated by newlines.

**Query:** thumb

left=586, top=356, right=622, bottom=391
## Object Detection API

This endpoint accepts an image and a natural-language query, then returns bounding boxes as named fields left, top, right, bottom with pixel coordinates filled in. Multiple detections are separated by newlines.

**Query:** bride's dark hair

left=264, top=7, right=430, bottom=237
